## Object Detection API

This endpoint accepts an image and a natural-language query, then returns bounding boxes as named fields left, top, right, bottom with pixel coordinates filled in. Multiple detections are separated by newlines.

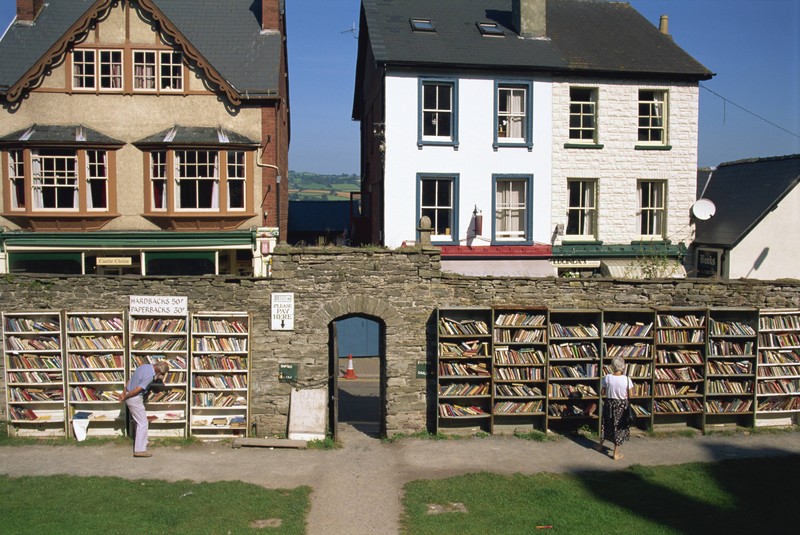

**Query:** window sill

left=634, top=145, right=672, bottom=151
left=493, top=142, right=533, bottom=151
left=418, top=141, right=459, bottom=150
left=1, top=212, right=120, bottom=231
left=143, top=212, right=257, bottom=231
left=564, top=143, right=603, bottom=150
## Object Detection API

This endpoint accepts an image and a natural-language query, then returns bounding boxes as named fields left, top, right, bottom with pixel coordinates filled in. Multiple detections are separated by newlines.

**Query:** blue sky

left=1, top=0, right=798, bottom=174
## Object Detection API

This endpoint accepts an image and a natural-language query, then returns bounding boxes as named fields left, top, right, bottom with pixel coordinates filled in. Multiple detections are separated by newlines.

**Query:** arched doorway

left=329, top=314, right=386, bottom=441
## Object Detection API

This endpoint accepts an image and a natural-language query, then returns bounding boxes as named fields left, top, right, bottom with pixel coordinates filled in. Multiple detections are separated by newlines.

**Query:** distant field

left=289, top=171, right=359, bottom=201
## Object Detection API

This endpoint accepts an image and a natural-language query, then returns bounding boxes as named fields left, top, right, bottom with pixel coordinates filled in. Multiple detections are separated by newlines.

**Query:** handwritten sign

left=130, top=295, right=188, bottom=316
left=271, top=292, right=295, bottom=330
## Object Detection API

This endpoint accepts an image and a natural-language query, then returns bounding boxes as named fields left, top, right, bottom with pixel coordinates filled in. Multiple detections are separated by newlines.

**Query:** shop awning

left=600, top=258, right=686, bottom=279
left=442, top=259, right=556, bottom=277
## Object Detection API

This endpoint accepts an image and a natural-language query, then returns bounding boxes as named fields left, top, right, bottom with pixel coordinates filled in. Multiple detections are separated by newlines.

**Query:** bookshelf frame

left=756, top=308, right=800, bottom=427
left=65, top=310, right=128, bottom=438
left=189, top=311, right=251, bottom=440
left=2, top=310, right=68, bottom=437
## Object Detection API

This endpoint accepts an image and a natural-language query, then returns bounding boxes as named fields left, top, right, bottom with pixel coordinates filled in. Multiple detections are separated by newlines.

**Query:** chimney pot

left=659, top=14, right=669, bottom=35
left=16, top=0, right=44, bottom=23
left=513, top=0, right=547, bottom=39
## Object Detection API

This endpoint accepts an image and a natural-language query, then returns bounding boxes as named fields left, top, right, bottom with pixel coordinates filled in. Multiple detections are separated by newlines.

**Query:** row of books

left=438, top=362, right=490, bottom=377
left=705, top=399, right=753, bottom=413
left=68, top=335, right=124, bottom=350
left=759, top=350, right=800, bottom=365
left=192, top=337, right=248, bottom=353
left=654, top=383, right=700, bottom=396
left=707, top=360, right=751, bottom=375
left=192, top=375, right=248, bottom=389
left=709, top=320, right=756, bottom=336
left=69, top=386, right=120, bottom=402
left=131, top=337, right=187, bottom=351
left=148, top=389, right=186, bottom=403
left=549, top=342, right=599, bottom=359
left=548, top=383, right=597, bottom=398
left=656, top=349, right=703, bottom=364
left=131, top=318, right=186, bottom=333
left=438, top=340, right=488, bottom=357
left=709, top=341, right=754, bottom=356
left=654, top=366, right=702, bottom=381
left=656, top=330, right=705, bottom=344
left=68, top=370, right=125, bottom=383
left=494, top=384, right=543, bottom=397
left=192, top=392, right=246, bottom=407
left=438, top=383, right=489, bottom=397
left=9, top=387, right=64, bottom=402
left=68, top=354, right=124, bottom=369
left=494, top=329, right=546, bottom=344
left=67, top=316, right=124, bottom=332
left=759, top=333, right=800, bottom=348
left=604, top=322, right=653, bottom=337
left=7, top=355, right=62, bottom=369
left=6, top=336, right=61, bottom=351
left=494, top=313, right=546, bottom=327
left=494, top=347, right=546, bottom=365
left=192, top=416, right=246, bottom=427
left=758, top=365, right=800, bottom=378
left=131, top=356, right=187, bottom=369
left=549, top=364, right=598, bottom=378
left=7, top=371, right=62, bottom=385
left=191, top=319, right=248, bottom=334
left=756, top=379, right=800, bottom=395
left=606, top=343, right=651, bottom=358
left=632, top=383, right=652, bottom=396
left=4, top=318, right=60, bottom=332
left=757, top=397, right=800, bottom=411
left=494, top=367, right=543, bottom=381
left=493, top=400, right=543, bottom=414
left=654, top=398, right=703, bottom=413
left=438, top=403, right=487, bottom=417
left=759, top=314, right=800, bottom=331
left=438, top=318, right=489, bottom=336
left=706, top=379, right=753, bottom=394
left=656, top=314, right=706, bottom=328
left=549, top=323, right=599, bottom=338
left=192, top=356, right=247, bottom=371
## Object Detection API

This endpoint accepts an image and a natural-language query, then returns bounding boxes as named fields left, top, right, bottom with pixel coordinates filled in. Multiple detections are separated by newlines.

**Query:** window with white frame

left=32, top=150, right=79, bottom=210
left=150, top=151, right=167, bottom=210
left=420, top=81, right=454, bottom=142
left=8, top=149, right=25, bottom=210
left=175, top=150, right=219, bottom=210
left=133, top=51, right=157, bottom=90
left=497, top=84, right=528, bottom=143
left=227, top=151, right=246, bottom=210
left=566, top=179, right=597, bottom=238
left=638, top=180, right=666, bottom=237
left=569, top=87, right=597, bottom=142
left=86, top=150, right=108, bottom=209
left=72, top=50, right=96, bottom=89
left=419, top=176, right=454, bottom=241
left=494, top=177, right=530, bottom=241
left=99, top=50, right=123, bottom=90
left=159, top=51, right=183, bottom=91
left=638, top=90, right=668, bottom=145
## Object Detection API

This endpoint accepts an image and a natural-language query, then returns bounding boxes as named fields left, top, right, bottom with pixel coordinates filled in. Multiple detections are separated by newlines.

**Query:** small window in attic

left=477, top=22, right=505, bottom=37
left=410, top=18, right=435, bottom=32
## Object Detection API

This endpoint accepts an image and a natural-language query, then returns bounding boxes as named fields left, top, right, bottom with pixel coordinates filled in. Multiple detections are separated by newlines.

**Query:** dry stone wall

left=1, top=247, right=798, bottom=436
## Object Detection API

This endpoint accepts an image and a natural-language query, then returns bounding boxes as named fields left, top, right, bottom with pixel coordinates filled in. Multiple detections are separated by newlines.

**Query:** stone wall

left=1, top=247, right=798, bottom=436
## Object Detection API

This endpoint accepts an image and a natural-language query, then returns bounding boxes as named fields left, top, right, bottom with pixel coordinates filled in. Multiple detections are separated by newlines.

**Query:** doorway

left=329, top=315, right=385, bottom=441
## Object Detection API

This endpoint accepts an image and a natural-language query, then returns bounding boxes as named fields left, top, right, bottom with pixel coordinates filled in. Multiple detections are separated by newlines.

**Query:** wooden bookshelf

left=704, top=308, right=758, bottom=430
left=653, top=309, right=707, bottom=431
left=756, top=308, right=800, bottom=427
left=128, top=312, right=189, bottom=437
left=65, top=311, right=127, bottom=437
left=546, top=309, right=602, bottom=433
left=2, top=311, right=67, bottom=437
left=602, top=309, right=655, bottom=430
left=189, top=312, right=250, bottom=439
left=436, top=308, right=493, bottom=435
left=491, top=307, right=548, bottom=434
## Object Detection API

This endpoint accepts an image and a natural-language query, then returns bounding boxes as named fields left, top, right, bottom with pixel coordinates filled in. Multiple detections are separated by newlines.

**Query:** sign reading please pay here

left=271, top=292, right=295, bottom=330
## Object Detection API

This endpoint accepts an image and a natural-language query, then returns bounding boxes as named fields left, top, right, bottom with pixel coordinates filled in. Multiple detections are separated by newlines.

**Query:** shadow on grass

left=578, top=444, right=800, bottom=534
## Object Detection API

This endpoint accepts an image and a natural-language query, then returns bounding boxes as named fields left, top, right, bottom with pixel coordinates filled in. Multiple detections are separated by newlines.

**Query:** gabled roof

left=357, top=0, right=712, bottom=78
left=694, top=155, right=800, bottom=248
left=0, top=0, right=283, bottom=105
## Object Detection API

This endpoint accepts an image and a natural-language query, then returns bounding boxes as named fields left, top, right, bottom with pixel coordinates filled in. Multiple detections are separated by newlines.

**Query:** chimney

left=262, top=0, right=280, bottom=32
left=659, top=14, right=669, bottom=35
left=513, top=0, right=547, bottom=39
left=16, top=0, right=44, bottom=23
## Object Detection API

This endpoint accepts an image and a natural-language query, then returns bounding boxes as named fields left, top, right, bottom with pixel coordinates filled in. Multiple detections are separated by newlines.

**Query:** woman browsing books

left=594, top=356, right=634, bottom=461
left=118, top=360, right=169, bottom=458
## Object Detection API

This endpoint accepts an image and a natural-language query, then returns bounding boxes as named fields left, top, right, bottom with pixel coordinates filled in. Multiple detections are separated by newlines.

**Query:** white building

left=352, top=0, right=712, bottom=277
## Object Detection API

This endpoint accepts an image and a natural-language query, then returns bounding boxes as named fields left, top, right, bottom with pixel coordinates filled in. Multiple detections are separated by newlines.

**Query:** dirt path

left=2, top=428, right=799, bottom=534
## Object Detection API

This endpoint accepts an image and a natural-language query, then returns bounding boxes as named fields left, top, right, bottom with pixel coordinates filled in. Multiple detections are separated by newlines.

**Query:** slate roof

left=358, top=0, right=713, bottom=78
left=134, top=126, right=260, bottom=147
left=694, top=155, right=800, bottom=248
left=0, top=124, right=123, bottom=146
left=0, top=0, right=282, bottom=99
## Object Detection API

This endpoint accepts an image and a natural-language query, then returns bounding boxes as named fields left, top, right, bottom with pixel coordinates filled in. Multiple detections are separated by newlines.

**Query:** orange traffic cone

left=342, top=354, right=358, bottom=380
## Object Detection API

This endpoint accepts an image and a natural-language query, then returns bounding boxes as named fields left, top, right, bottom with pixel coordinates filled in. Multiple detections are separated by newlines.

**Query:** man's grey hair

left=154, top=361, right=170, bottom=375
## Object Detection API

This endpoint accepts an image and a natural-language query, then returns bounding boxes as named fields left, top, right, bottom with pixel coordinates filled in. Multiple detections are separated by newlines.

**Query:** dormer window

left=410, top=18, right=435, bottom=32
left=477, top=22, right=504, bottom=37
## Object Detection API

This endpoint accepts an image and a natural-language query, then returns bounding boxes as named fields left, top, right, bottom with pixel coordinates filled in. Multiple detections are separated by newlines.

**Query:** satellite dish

left=691, top=198, right=716, bottom=220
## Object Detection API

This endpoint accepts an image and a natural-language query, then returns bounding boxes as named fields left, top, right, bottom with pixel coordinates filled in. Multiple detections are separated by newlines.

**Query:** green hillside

left=289, top=171, right=359, bottom=201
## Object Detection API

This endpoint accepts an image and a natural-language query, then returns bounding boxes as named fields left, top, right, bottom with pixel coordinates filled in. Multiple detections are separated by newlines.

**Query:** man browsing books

left=119, top=361, right=169, bottom=458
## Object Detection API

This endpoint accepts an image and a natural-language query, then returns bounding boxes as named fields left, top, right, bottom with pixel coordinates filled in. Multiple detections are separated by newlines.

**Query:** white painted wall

left=727, top=184, right=800, bottom=279
left=382, top=70, right=552, bottom=249
left=551, top=79, right=699, bottom=247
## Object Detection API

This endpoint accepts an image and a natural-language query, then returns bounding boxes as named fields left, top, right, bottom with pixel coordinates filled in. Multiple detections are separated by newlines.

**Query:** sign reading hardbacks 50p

left=130, top=295, right=188, bottom=316
left=271, top=292, right=295, bottom=330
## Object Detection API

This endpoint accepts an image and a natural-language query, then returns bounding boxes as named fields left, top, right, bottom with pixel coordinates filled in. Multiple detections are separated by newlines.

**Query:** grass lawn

left=402, top=455, right=800, bottom=534
left=0, top=475, right=310, bottom=535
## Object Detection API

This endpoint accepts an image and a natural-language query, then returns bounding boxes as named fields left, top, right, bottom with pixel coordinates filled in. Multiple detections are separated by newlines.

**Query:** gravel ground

left=2, top=427, right=800, bottom=534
